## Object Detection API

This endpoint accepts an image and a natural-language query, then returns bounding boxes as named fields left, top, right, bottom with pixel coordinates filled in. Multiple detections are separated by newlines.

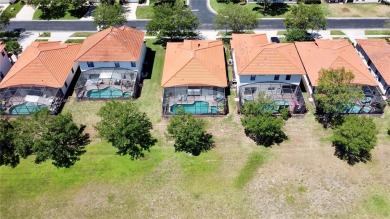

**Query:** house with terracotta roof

left=231, top=33, right=307, bottom=114
left=161, top=40, right=228, bottom=115
left=74, top=26, right=146, bottom=99
left=295, top=39, right=386, bottom=114
left=0, top=41, right=81, bottom=115
left=0, top=43, right=12, bottom=82
left=355, top=39, right=390, bottom=96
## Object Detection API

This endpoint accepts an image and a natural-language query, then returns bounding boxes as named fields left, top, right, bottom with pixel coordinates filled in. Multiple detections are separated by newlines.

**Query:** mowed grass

left=136, top=0, right=156, bottom=19
left=1, top=39, right=390, bottom=218
left=70, top=32, right=96, bottom=37
left=365, top=30, right=390, bottom=35
left=1, top=0, right=24, bottom=18
left=330, top=30, right=346, bottom=35
left=326, top=3, right=390, bottom=17
left=33, top=5, right=89, bottom=20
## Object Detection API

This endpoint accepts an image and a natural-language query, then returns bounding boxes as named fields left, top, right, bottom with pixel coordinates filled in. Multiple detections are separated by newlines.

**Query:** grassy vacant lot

left=1, top=40, right=390, bottom=218
left=136, top=0, right=156, bottom=19
left=365, top=30, right=390, bottom=35
left=326, top=3, right=390, bottom=17
left=1, top=0, right=24, bottom=18
left=33, top=5, right=89, bottom=20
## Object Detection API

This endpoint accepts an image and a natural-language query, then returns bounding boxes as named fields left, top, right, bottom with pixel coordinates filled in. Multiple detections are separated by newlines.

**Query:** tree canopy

left=95, top=101, right=157, bottom=160
left=93, top=3, right=126, bottom=30
left=314, top=68, right=364, bottom=126
left=214, top=4, right=259, bottom=33
left=5, top=41, right=22, bottom=57
left=332, top=115, right=377, bottom=165
left=0, top=116, right=19, bottom=167
left=0, top=8, right=11, bottom=31
left=146, top=0, right=198, bottom=40
left=241, top=94, right=287, bottom=147
left=166, top=110, right=214, bottom=156
left=285, top=28, right=313, bottom=42
left=284, top=4, right=326, bottom=32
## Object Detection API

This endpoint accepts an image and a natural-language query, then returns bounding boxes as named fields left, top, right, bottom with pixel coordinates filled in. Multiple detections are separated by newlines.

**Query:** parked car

left=271, top=37, right=280, bottom=43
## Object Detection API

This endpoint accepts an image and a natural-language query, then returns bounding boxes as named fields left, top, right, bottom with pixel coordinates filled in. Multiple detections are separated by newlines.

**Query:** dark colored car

left=271, top=37, right=280, bottom=43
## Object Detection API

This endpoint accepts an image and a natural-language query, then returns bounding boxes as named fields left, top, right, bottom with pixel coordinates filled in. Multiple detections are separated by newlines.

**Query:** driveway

left=12, top=5, right=35, bottom=21
left=189, top=0, right=216, bottom=29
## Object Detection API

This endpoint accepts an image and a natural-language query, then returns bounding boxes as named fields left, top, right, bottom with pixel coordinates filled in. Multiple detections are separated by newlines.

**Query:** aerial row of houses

left=0, top=25, right=389, bottom=116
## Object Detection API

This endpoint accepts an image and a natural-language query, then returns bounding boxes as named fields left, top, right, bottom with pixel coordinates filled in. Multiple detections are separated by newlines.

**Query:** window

left=285, top=75, right=291, bottom=80
left=274, top=75, right=280, bottom=80
left=65, top=81, right=68, bottom=88
left=114, top=62, right=120, bottom=67
left=131, top=62, right=136, bottom=67
left=87, top=62, right=94, bottom=67
left=1, top=51, right=5, bottom=57
left=250, top=75, right=256, bottom=81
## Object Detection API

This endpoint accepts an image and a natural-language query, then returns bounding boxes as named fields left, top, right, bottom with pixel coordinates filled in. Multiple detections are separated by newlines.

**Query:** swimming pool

left=9, top=102, right=47, bottom=115
left=87, top=87, right=124, bottom=98
left=171, top=101, right=219, bottom=114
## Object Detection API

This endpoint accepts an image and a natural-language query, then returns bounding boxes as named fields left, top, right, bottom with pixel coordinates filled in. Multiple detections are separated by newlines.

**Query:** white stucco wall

left=0, top=48, right=12, bottom=81
left=61, top=63, right=79, bottom=95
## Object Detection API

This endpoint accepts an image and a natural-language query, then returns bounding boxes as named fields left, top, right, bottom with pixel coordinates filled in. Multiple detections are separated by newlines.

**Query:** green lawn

left=365, top=30, right=390, bottom=35
left=209, top=0, right=291, bottom=18
left=136, top=0, right=156, bottom=19
left=330, top=30, right=346, bottom=35
left=39, top=32, right=51, bottom=37
left=1, top=40, right=390, bottom=218
left=33, top=5, right=89, bottom=20
left=65, top=39, right=85, bottom=43
left=1, top=0, right=24, bottom=18
left=70, top=32, right=96, bottom=37
left=34, top=39, right=49, bottom=41
left=277, top=30, right=287, bottom=35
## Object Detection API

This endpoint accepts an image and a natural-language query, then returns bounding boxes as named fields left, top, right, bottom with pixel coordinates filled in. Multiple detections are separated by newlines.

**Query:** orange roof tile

left=295, top=39, right=377, bottom=87
left=231, top=34, right=305, bottom=75
left=162, top=40, right=227, bottom=87
left=76, top=26, right=145, bottom=62
left=356, top=39, right=390, bottom=85
left=0, top=41, right=81, bottom=89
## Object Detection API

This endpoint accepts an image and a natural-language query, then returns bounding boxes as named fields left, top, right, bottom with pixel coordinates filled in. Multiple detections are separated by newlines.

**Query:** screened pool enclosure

left=239, top=82, right=307, bottom=114
left=75, top=68, right=138, bottom=99
left=162, top=86, right=226, bottom=115
left=0, top=85, right=64, bottom=115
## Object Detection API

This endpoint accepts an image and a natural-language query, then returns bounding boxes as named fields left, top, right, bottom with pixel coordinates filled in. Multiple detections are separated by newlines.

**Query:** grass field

left=1, top=40, right=390, bottom=218
left=1, top=0, right=24, bottom=18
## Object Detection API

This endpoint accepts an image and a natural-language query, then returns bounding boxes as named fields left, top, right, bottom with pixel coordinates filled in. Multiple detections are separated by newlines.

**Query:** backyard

left=0, top=40, right=390, bottom=218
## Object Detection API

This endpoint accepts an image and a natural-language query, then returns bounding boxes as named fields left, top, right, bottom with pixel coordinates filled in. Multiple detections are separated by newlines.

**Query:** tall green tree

left=332, top=115, right=377, bottom=165
left=241, top=94, right=287, bottom=146
left=0, top=8, right=11, bottom=31
left=93, top=3, right=126, bottom=30
left=285, top=28, right=312, bottom=42
left=0, top=116, right=19, bottom=167
left=166, top=111, right=214, bottom=156
left=314, top=68, right=364, bottom=126
left=214, top=4, right=259, bottom=33
left=32, top=111, right=90, bottom=168
left=284, top=3, right=326, bottom=32
left=95, top=101, right=157, bottom=160
left=147, top=0, right=198, bottom=40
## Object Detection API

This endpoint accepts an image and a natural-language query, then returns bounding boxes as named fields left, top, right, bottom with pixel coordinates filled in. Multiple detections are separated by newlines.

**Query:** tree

left=284, top=3, right=326, bottom=32
left=285, top=28, right=312, bottom=42
left=95, top=101, right=157, bottom=160
left=5, top=41, right=22, bottom=57
left=314, top=68, right=364, bottom=127
left=241, top=94, right=287, bottom=147
left=166, top=111, right=214, bottom=156
left=0, top=9, right=11, bottom=31
left=93, top=3, right=126, bottom=30
left=31, top=111, right=90, bottom=168
left=332, top=115, right=377, bottom=165
left=147, top=0, right=198, bottom=40
left=214, top=4, right=259, bottom=33
left=0, top=116, right=19, bottom=167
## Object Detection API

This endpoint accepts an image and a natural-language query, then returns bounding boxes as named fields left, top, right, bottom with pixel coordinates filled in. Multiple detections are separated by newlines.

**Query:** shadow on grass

left=333, top=143, right=372, bottom=165
left=244, top=129, right=287, bottom=147
left=38, top=5, right=89, bottom=20
left=253, top=3, right=290, bottom=17
left=68, top=6, right=90, bottom=18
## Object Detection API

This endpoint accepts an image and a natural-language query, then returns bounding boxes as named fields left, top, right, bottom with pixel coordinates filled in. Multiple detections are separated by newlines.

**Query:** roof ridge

left=75, top=27, right=112, bottom=60
left=194, top=49, right=225, bottom=85
left=331, top=56, right=375, bottom=84
left=239, top=47, right=263, bottom=73
left=275, top=44, right=302, bottom=72
left=37, top=52, right=62, bottom=87
left=162, top=56, right=195, bottom=87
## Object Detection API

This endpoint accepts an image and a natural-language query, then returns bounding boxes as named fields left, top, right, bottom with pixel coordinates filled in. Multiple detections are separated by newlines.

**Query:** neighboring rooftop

left=231, top=34, right=305, bottom=76
left=356, top=39, right=390, bottom=85
left=76, top=25, right=145, bottom=62
left=295, top=39, right=377, bottom=87
left=161, top=40, right=227, bottom=87
left=0, top=41, right=81, bottom=89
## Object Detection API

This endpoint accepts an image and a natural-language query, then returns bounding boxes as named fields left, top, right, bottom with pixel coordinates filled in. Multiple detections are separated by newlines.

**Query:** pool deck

left=165, top=95, right=226, bottom=115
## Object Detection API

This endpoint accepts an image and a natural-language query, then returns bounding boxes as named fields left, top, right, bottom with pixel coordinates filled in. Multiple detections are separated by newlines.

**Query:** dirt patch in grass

left=341, top=7, right=350, bottom=13
left=326, top=4, right=390, bottom=17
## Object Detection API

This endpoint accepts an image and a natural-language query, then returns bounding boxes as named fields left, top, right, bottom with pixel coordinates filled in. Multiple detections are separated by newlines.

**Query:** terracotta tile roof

left=0, top=41, right=81, bottom=89
left=356, top=39, right=390, bottom=84
left=76, top=25, right=145, bottom=62
left=295, top=39, right=377, bottom=87
left=162, top=40, right=227, bottom=87
left=231, top=34, right=305, bottom=75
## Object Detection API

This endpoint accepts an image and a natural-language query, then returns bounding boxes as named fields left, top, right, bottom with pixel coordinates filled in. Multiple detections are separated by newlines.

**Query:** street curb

left=207, top=0, right=217, bottom=15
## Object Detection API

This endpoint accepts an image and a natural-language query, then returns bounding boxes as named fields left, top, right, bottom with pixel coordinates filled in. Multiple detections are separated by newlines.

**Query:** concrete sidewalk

left=12, top=5, right=35, bottom=21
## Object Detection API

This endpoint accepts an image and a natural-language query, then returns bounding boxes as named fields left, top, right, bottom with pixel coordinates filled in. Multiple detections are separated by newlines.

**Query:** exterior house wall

left=0, top=48, right=12, bottom=81
left=61, top=63, right=79, bottom=95
left=356, top=45, right=389, bottom=95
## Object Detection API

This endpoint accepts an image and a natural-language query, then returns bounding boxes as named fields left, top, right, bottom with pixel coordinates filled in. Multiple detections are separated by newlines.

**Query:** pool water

left=87, top=87, right=125, bottom=98
left=171, top=101, right=219, bottom=114
left=9, top=102, right=47, bottom=115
